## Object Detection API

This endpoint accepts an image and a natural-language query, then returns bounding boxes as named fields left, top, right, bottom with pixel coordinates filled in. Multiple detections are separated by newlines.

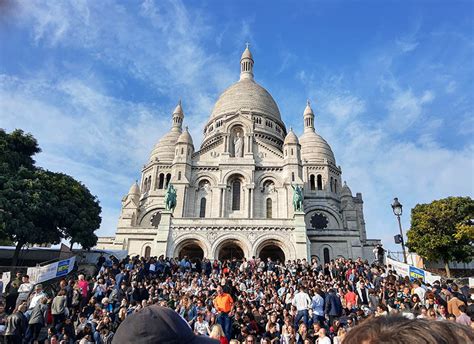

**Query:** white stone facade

left=96, top=46, right=380, bottom=263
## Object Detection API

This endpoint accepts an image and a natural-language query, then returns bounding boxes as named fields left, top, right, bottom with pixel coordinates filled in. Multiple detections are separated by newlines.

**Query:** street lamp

left=391, top=197, right=407, bottom=264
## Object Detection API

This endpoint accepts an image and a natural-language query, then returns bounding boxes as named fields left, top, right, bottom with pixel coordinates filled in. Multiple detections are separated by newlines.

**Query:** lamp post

left=391, top=197, right=407, bottom=264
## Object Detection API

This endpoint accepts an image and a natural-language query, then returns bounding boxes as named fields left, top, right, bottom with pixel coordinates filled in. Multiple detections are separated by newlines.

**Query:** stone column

left=293, top=211, right=310, bottom=260
left=154, top=210, right=172, bottom=257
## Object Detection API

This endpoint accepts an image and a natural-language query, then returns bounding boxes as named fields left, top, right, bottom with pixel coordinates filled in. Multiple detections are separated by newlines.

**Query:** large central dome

left=210, top=78, right=282, bottom=121
left=209, top=45, right=282, bottom=123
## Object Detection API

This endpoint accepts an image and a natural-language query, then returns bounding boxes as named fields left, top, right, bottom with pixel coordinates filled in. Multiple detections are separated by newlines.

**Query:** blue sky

left=1, top=0, right=473, bottom=252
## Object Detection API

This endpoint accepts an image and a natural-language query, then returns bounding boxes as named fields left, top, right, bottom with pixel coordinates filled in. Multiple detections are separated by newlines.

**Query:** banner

left=409, top=266, right=425, bottom=282
left=386, top=257, right=409, bottom=277
left=387, top=257, right=442, bottom=284
left=27, top=256, right=76, bottom=284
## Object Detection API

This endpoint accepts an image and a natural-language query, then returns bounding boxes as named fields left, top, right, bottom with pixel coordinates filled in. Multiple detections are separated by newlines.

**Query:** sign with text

left=27, top=256, right=76, bottom=284
left=409, top=266, right=425, bottom=282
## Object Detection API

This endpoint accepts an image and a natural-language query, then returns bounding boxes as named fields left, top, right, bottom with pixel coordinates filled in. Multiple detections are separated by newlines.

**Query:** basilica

left=96, top=46, right=380, bottom=263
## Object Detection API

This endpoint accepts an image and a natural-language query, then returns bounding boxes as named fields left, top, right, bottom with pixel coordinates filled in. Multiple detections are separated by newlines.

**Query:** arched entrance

left=259, top=244, right=285, bottom=263
left=177, top=241, right=204, bottom=261
left=218, top=241, right=245, bottom=260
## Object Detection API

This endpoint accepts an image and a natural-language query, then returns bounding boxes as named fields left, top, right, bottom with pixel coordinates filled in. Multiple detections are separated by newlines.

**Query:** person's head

left=216, top=285, right=223, bottom=295
left=112, top=306, right=218, bottom=344
left=298, top=323, right=307, bottom=334
left=318, top=328, right=327, bottom=338
left=22, top=275, right=29, bottom=283
left=268, top=322, right=277, bottom=333
left=210, top=324, right=225, bottom=339
left=35, top=284, right=43, bottom=292
left=245, top=334, right=255, bottom=344
left=447, top=314, right=457, bottom=322
left=343, top=315, right=474, bottom=344
left=17, top=301, right=27, bottom=313
left=458, top=304, right=467, bottom=314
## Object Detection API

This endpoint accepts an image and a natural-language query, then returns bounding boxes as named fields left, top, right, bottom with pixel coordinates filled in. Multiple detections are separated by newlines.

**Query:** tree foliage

left=0, top=129, right=101, bottom=265
left=406, top=197, right=474, bottom=276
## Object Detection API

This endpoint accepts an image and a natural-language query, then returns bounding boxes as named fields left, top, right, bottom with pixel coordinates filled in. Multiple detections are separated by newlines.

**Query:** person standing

left=25, top=296, right=48, bottom=343
left=4, top=301, right=27, bottom=344
left=311, top=288, right=325, bottom=326
left=292, top=285, right=311, bottom=330
left=324, top=289, right=342, bottom=326
left=15, top=275, right=33, bottom=307
left=51, top=289, right=68, bottom=328
left=213, top=285, right=234, bottom=341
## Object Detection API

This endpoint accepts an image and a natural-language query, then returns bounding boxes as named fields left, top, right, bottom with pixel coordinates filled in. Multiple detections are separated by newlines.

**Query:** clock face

left=310, top=213, right=329, bottom=230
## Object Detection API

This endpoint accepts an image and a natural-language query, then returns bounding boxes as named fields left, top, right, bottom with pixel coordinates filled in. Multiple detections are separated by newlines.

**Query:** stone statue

left=164, top=183, right=177, bottom=212
left=233, top=132, right=244, bottom=157
left=291, top=183, right=304, bottom=212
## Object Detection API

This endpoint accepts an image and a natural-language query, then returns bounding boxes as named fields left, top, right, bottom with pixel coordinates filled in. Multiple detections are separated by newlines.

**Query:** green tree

left=0, top=129, right=101, bottom=266
left=406, top=197, right=474, bottom=277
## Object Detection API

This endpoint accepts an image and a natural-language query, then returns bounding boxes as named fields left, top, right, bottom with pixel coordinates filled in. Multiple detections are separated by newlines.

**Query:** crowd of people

left=1, top=254, right=473, bottom=343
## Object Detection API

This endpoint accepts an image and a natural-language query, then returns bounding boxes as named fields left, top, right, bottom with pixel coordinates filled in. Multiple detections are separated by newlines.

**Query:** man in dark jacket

left=5, top=301, right=27, bottom=344
left=324, top=289, right=342, bottom=326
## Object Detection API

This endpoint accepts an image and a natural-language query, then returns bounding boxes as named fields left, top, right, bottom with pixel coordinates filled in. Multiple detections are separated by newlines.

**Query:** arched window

left=232, top=180, right=241, bottom=211
left=178, top=171, right=182, bottom=181
left=181, top=147, right=184, bottom=155
left=323, top=248, right=330, bottom=265
left=165, top=174, right=171, bottom=188
left=310, top=175, right=316, bottom=191
left=266, top=198, right=272, bottom=218
left=317, top=174, right=323, bottom=190
left=148, top=177, right=152, bottom=191
left=334, top=179, right=337, bottom=193
left=291, top=148, right=294, bottom=155
left=199, top=197, right=206, bottom=218
left=291, top=172, right=295, bottom=182
left=158, top=173, right=164, bottom=189
left=144, top=246, right=151, bottom=259
left=330, top=177, right=333, bottom=192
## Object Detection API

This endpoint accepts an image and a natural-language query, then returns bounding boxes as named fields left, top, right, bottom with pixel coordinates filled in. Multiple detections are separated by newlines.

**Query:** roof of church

left=149, top=130, right=181, bottom=162
left=299, top=131, right=336, bottom=165
left=284, top=128, right=299, bottom=145
left=210, top=79, right=281, bottom=122
left=128, top=182, right=140, bottom=195
left=209, top=46, right=282, bottom=123
left=341, top=181, right=353, bottom=197
left=177, top=127, right=193, bottom=145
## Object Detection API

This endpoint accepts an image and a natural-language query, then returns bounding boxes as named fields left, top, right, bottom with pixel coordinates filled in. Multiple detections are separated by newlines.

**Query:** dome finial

left=172, top=100, right=184, bottom=131
left=240, top=43, right=254, bottom=81
left=303, top=100, right=315, bottom=133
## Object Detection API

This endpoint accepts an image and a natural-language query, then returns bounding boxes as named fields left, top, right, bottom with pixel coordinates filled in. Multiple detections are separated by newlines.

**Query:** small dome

left=304, top=101, right=314, bottom=116
left=128, top=182, right=140, bottom=195
left=173, top=101, right=183, bottom=115
left=149, top=130, right=181, bottom=162
left=299, top=131, right=336, bottom=164
left=341, top=181, right=353, bottom=198
left=177, top=127, right=194, bottom=145
left=284, top=129, right=299, bottom=145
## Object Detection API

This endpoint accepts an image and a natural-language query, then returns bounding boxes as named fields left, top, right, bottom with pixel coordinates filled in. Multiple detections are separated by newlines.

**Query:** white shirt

left=317, top=336, right=332, bottom=344
left=29, top=291, right=46, bottom=309
left=414, top=286, right=426, bottom=304
left=194, top=320, right=209, bottom=335
left=292, top=291, right=311, bottom=311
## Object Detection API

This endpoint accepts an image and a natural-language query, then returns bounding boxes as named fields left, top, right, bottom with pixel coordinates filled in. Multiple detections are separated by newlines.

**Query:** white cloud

left=386, top=89, right=435, bottom=132
left=325, top=95, right=366, bottom=121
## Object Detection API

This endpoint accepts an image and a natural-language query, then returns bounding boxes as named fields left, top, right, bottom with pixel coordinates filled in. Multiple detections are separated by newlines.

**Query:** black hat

left=112, top=306, right=219, bottom=344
